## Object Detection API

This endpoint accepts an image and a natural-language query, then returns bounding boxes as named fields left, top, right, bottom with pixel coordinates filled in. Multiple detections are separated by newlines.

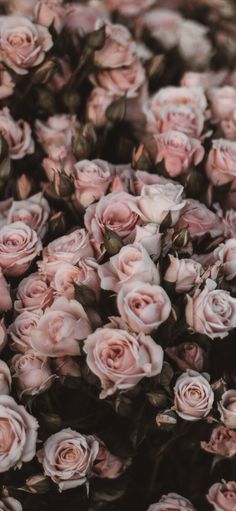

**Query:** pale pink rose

left=0, top=222, right=42, bottom=277
left=30, top=297, right=92, bottom=357
left=34, top=0, right=64, bottom=33
left=166, top=342, right=206, bottom=372
left=94, top=23, right=136, bottom=69
left=0, top=395, right=38, bottom=472
left=7, top=193, right=50, bottom=239
left=0, top=15, right=53, bottom=75
left=174, top=370, right=214, bottom=421
left=0, top=497, right=22, bottom=511
left=0, top=319, right=7, bottom=353
left=0, top=267, right=12, bottom=312
left=186, top=278, right=236, bottom=339
left=42, top=228, right=94, bottom=265
left=110, top=164, right=135, bottom=194
left=201, top=426, right=236, bottom=458
left=155, top=130, right=204, bottom=177
left=53, top=356, right=81, bottom=378
left=11, top=352, right=55, bottom=397
left=133, top=223, right=162, bottom=257
left=206, top=139, right=236, bottom=186
left=86, top=88, right=115, bottom=127
left=93, top=440, right=126, bottom=479
left=136, top=8, right=181, bottom=50
left=153, top=104, right=205, bottom=139
left=0, top=360, right=11, bottom=395
left=147, top=493, right=196, bottom=511
left=208, top=86, right=236, bottom=122
left=90, top=59, right=146, bottom=98
left=84, top=327, right=163, bottom=398
left=178, top=20, right=212, bottom=69
left=0, top=107, right=34, bottom=159
left=8, top=309, right=43, bottom=353
left=164, top=255, right=203, bottom=293
left=207, top=481, right=236, bottom=511
left=50, top=259, right=99, bottom=300
left=106, top=0, right=155, bottom=17
left=0, top=69, right=15, bottom=99
left=215, top=239, right=236, bottom=280
left=181, top=70, right=227, bottom=89
left=98, top=242, right=159, bottom=292
left=149, top=86, right=207, bottom=112
left=64, top=2, right=106, bottom=38
left=37, top=428, right=99, bottom=490
left=73, top=159, right=112, bottom=208
left=130, top=182, right=186, bottom=225
left=47, top=58, right=72, bottom=92
left=15, top=272, right=53, bottom=313
left=35, top=114, right=79, bottom=160
left=222, top=111, right=236, bottom=141
left=176, top=199, right=223, bottom=239
left=134, top=170, right=170, bottom=196
left=218, top=390, right=236, bottom=429
left=5, top=0, right=38, bottom=17
left=117, top=281, right=171, bottom=334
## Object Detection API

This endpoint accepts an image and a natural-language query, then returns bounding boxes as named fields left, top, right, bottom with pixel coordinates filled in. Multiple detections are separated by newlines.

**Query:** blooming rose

left=208, top=86, right=236, bottom=122
left=131, top=182, right=186, bottom=225
left=0, top=498, right=22, bottom=511
left=11, top=352, right=55, bottom=397
left=0, top=395, right=38, bottom=472
left=185, top=279, right=236, bottom=339
left=30, top=297, right=92, bottom=357
left=93, top=440, right=127, bottom=479
left=133, top=170, right=170, bottom=196
left=134, top=223, right=162, bottom=257
left=37, top=428, right=99, bottom=490
left=164, top=255, right=203, bottom=293
left=94, top=23, right=136, bottom=69
left=35, top=114, right=79, bottom=161
left=117, top=282, right=171, bottom=334
left=0, top=15, right=53, bottom=74
left=15, top=272, right=53, bottom=313
left=155, top=130, right=204, bottom=177
left=215, top=239, right=236, bottom=280
left=0, top=319, right=7, bottom=353
left=206, top=139, right=236, bottom=186
left=176, top=199, right=223, bottom=239
left=90, top=60, right=146, bottom=98
left=0, top=69, right=15, bottom=99
left=0, top=268, right=12, bottom=312
left=8, top=309, right=43, bottom=353
left=174, top=370, right=214, bottom=421
left=106, top=0, right=155, bottom=17
left=201, top=426, right=236, bottom=458
left=84, top=327, right=163, bottom=398
left=0, top=107, right=34, bottom=159
left=73, top=159, right=113, bottom=208
left=166, top=342, right=206, bottom=372
left=34, top=0, right=65, bottom=33
left=136, top=9, right=181, bottom=50
left=86, top=88, right=116, bottom=128
left=64, top=2, right=105, bottom=38
left=0, top=222, right=42, bottom=277
left=49, top=259, right=100, bottom=300
left=149, top=86, right=207, bottom=112
left=0, top=360, right=11, bottom=395
left=178, top=20, right=212, bottom=69
left=42, top=228, right=94, bottom=264
left=7, top=193, right=50, bottom=238
left=218, top=390, right=236, bottom=429
left=207, top=481, right=236, bottom=511
left=152, top=103, right=205, bottom=139
left=147, top=493, right=196, bottom=511
left=181, top=70, right=227, bottom=89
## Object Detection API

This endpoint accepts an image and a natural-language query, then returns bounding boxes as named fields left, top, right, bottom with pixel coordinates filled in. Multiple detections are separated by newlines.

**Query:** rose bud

left=54, top=170, right=74, bottom=198
left=218, top=390, right=236, bottom=429
left=166, top=342, right=206, bottom=372
left=25, top=474, right=50, bottom=495
left=48, top=211, right=66, bottom=239
left=93, top=439, right=127, bottom=479
left=172, top=228, right=190, bottom=249
left=94, top=23, right=135, bottom=69
left=15, top=174, right=32, bottom=200
left=53, top=357, right=81, bottom=378
left=164, top=255, right=202, bottom=294
left=132, top=143, right=152, bottom=171
left=156, top=410, right=178, bottom=430
left=0, top=268, right=12, bottom=312
left=86, top=24, right=106, bottom=51
left=201, top=426, right=236, bottom=458
left=174, top=371, right=214, bottom=421
left=147, top=493, right=195, bottom=511
left=86, top=88, right=115, bottom=128
left=0, top=497, right=23, bottom=511
left=106, top=95, right=126, bottom=124
left=207, top=481, right=236, bottom=511
left=11, top=352, right=55, bottom=397
left=62, top=91, right=81, bottom=114
left=0, top=361, right=11, bottom=395
left=104, top=227, right=124, bottom=256
left=32, top=59, right=58, bottom=85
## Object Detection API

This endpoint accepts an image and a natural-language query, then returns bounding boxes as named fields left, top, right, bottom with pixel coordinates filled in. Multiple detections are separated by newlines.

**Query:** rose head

left=207, top=481, right=236, bottom=511
left=174, top=370, right=214, bottom=421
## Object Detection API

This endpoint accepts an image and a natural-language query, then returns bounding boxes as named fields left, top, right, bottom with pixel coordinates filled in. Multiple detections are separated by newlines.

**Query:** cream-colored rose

left=174, top=370, right=214, bottom=421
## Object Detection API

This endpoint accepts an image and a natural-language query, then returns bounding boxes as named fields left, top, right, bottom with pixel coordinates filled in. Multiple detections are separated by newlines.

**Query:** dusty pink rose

left=218, top=390, right=236, bottom=430
left=0, top=68, right=14, bottom=99
left=208, top=86, right=236, bottom=122
left=35, top=114, right=79, bottom=161
left=206, top=139, right=236, bottom=186
left=0, top=15, right=53, bottom=74
left=186, top=279, right=236, bottom=339
left=15, top=272, right=53, bottom=313
left=90, top=60, right=146, bottom=98
left=174, top=370, right=214, bottom=421
left=0, top=360, right=11, bottom=395
left=136, top=9, right=181, bottom=50
left=11, top=352, right=55, bottom=397
left=0, top=222, right=42, bottom=277
left=215, top=239, right=236, bottom=280
left=64, top=2, right=106, bottom=38
left=147, top=493, right=196, bottom=511
left=7, top=193, right=50, bottom=239
left=155, top=130, right=204, bottom=177
left=98, top=242, right=160, bottom=292
left=86, top=88, right=115, bottom=127
left=154, top=103, right=205, bottom=139
left=201, top=426, right=236, bottom=458
left=53, top=356, right=81, bottom=378
left=42, top=228, right=94, bottom=265
left=30, top=297, right=92, bottom=357
left=0, top=267, right=12, bottom=312
left=166, top=342, right=206, bottom=372
left=34, top=0, right=64, bottom=33
left=0, top=395, right=38, bottom=472
left=84, top=327, right=163, bottom=398
left=0, top=319, right=7, bottom=354
left=73, top=159, right=112, bottom=208
left=117, top=281, right=171, bottom=334
left=222, top=111, right=236, bottom=141
left=94, top=23, right=136, bottom=69
left=131, top=182, right=186, bottom=225
left=207, top=481, right=236, bottom=511
left=49, top=259, right=99, bottom=300
left=8, top=309, right=43, bottom=353
left=164, top=255, right=202, bottom=293
left=181, top=70, right=227, bottom=89
left=178, top=20, right=212, bottom=69
left=106, top=0, right=155, bottom=17
left=149, top=86, right=207, bottom=113
left=0, top=107, right=34, bottom=159
left=133, top=223, right=162, bottom=257
left=176, top=199, right=223, bottom=239
left=93, top=440, right=126, bottom=479
left=134, top=170, right=170, bottom=196
left=37, top=428, right=99, bottom=490
left=0, top=497, right=22, bottom=511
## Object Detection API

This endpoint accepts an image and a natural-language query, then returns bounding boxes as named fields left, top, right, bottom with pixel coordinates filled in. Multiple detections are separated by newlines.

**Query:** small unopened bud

left=74, top=283, right=97, bottom=307
left=73, top=123, right=96, bottom=160
left=40, top=412, right=62, bottom=433
left=147, top=390, right=169, bottom=408
left=156, top=409, right=177, bottom=429
left=37, top=88, right=56, bottom=114
left=156, top=361, right=174, bottom=387
left=86, top=25, right=106, bottom=50
left=132, top=143, right=152, bottom=171
left=0, top=156, right=11, bottom=191
left=160, top=211, right=172, bottom=231
left=32, top=59, right=57, bottom=85
left=106, top=96, right=126, bottom=123
left=146, top=54, right=165, bottom=80
left=54, top=171, right=74, bottom=198
left=212, top=378, right=227, bottom=400
left=48, top=211, right=66, bottom=238
left=62, top=91, right=80, bottom=113
left=172, top=227, right=190, bottom=249
left=15, top=174, right=32, bottom=199
left=104, top=227, right=123, bottom=256
left=184, top=168, right=205, bottom=198
left=25, top=475, right=50, bottom=495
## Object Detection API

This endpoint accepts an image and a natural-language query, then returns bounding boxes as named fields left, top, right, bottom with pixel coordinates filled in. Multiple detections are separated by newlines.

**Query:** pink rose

left=30, top=297, right=92, bottom=357
left=149, top=86, right=207, bottom=112
left=208, top=86, right=236, bottom=121
left=0, top=360, right=11, bottom=395
left=11, top=352, right=55, bottom=397
left=174, top=370, right=214, bottom=421
left=0, top=15, right=53, bottom=75
left=5, top=0, right=38, bottom=17
left=222, top=111, right=236, bottom=141
left=86, top=88, right=115, bottom=127
left=186, top=279, right=236, bottom=339
left=0, top=497, right=22, bottom=511
left=53, top=356, right=81, bottom=378
left=106, top=0, right=155, bottom=17
left=206, top=139, right=236, bottom=186
left=136, top=9, right=181, bottom=50
left=98, top=242, right=159, bottom=292
left=64, top=3, right=105, bottom=38
left=176, top=199, right=223, bottom=239
left=153, top=103, right=205, bottom=138
left=0, top=319, right=7, bottom=353
left=164, top=255, right=203, bottom=293
left=15, top=272, right=53, bottom=313
left=7, top=193, right=50, bottom=238
left=49, top=259, right=99, bottom=300
left=42, top=228, right=94, bottom=264
left=0, top=107, right=34, bottom=159
left=166, top=342, right=206, bottom=372
left=201, top=426, right=236, bottom=458
left=117, top=281, right=171, bottom=334
left=90, top=60, right=146, bottom=98
left=215, top=239, right=236, bottom=280
left=218, top=390, right=236, bottom=429
left=178, top=20, right=212, bottom=69
left=0, top=222, right=42, bottom=277
left=0, top=395, right=38, bottom=472
left=147, top=493, right=196, bottom=511
left=35, top=114, right=79, bottom=160
left=84, top=327, right=163, bottom=398
left=37, top=428, right=99, bottom=490
left=73, top=159, right=113, bottom=208
left=94, top=23, right=136, bottom=69
left=93, top=440, right=127, bottom=479
left=207, top=481, right=236, bottom=511
left=0, top=69, right=15, bottom=99
left=42, top=153, right=75, bottom=184
left=155, top=130, right=204, bottom=177
left=34, top=0, right=64, bottom=33
left=131, top=182, right=186, bottom=225
left=8, top=309, right=43, bottom=353
left=0, top=267, right=12, bottom=312
left=181, top=70, right=227, bottom=89
left=134, top=170, right=170, bottom=196
left=134, top=223, right=162, bottom=257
